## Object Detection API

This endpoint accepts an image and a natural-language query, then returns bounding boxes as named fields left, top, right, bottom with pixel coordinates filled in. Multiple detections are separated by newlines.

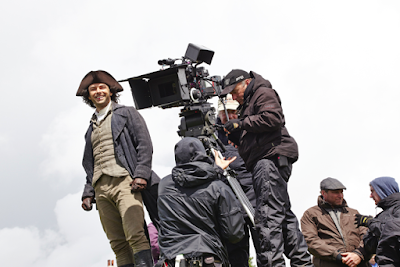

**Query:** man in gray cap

left=76, top=70, right=159, bottom=267
left=301, top=178, right=371, bottom=267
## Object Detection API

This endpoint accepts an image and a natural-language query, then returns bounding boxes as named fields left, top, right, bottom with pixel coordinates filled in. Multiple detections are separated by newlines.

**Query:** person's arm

left=126, top=107, right=154, bottom=179
left=241, top=88, right=284, bottom=133
left=217, top=184, right=245, bottom=244
left=81, top=130, right=95, bottom=210
left=375, top=219, right=400, bottom=266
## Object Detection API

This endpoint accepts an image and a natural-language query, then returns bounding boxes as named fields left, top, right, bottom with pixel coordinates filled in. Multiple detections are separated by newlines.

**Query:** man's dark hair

left=81, top=86, right=120, bottom=108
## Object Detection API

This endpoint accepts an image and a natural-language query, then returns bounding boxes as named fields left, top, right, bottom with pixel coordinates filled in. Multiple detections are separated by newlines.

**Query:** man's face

left=321, top=189, right=344, bottom=206
left=219, top=109, right=238, bottom=124
left=88, top=83, right=112, bottom=111
left=230, top=80, right=249, bottom=105
left=370, top=185, right=381, bottom=205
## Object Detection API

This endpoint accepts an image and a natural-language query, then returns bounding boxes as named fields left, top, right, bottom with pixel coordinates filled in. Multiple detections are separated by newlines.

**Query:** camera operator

left=157, top=137, right=245, bottom=267
left=217, top=95, right=260, bottom=267
left=221, top=70, right=313, bottom=267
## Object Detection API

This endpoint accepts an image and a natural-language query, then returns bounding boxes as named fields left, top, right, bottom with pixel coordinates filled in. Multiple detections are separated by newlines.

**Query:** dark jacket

left=363, top=192, right=400, bottom=266
left=301, top=196, right=369, bottom=267
left=217, top=124, right=256, bottom=214
left=81, top=102, right=160, bottom=225
left=157, top=138, right=245, bottom=267
left=375, top=218, right=400, bottom=267
left=236, top=71, right=298, bottom=171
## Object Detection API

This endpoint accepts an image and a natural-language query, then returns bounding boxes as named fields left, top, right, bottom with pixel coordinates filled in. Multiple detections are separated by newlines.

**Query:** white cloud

left=0, top=193, right=114, bottom=267
left=39, top=104, right=93, bottom=184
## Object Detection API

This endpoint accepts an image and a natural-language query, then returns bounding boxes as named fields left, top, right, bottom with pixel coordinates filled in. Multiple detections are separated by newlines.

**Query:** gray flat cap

left=320, top=177, right=346, bottom=190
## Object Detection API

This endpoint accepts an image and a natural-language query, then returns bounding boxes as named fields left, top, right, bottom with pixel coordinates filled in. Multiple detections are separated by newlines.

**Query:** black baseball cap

left=320, top=177, right=347, bottom=190
left=221, top=69, right=250, bottom=95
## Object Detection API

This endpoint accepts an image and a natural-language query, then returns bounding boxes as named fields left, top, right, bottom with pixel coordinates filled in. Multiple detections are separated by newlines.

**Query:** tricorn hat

left=76, top=70, right=123, bottom=96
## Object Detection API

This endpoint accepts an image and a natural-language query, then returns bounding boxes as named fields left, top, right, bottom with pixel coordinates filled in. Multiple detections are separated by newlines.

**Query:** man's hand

left=130, top=178, right=147, bottom=193
left=224, top=119, right=242, bottom=133
left=82, top=197, right=94, bottom=211
left=214, top=150, right=236, bottom=170
left=341, top=252, right=361, bottom=267
left=354, top=214, right=373, bottom=228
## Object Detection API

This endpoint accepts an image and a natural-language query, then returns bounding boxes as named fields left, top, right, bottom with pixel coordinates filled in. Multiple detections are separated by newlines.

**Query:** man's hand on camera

left=224, top=119, right=242, bottom=133
left=130, top=178, right=147, bottom=193
left=82, top=197, right=94, bottom=211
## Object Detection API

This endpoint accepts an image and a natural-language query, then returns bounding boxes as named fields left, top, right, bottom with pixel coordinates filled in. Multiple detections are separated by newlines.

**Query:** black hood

left=172, top=137, right=218, bottom=188
left=174, top=137, right=207, bottom=165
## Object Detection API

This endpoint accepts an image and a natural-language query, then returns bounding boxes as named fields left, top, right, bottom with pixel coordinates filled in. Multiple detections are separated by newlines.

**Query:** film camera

left=120, top=43, right=222, bottom=138
left=120, top=43, right=256, bottom=224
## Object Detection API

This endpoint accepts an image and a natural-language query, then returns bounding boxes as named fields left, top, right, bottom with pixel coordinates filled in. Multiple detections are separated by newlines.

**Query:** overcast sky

left=1, top=1, right=400, bottom=266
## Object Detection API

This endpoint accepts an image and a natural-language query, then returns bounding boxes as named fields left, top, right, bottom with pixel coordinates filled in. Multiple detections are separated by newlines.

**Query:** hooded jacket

left=363, top=192, right=400, bottom=265
left=236, top=71, right=298, bottom=171
left=301, top=196, right=369, bottom=267
left=157, top=138, right=245, bottom=267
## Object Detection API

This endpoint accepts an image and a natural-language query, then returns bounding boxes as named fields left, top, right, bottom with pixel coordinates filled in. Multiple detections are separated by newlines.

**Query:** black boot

left=133, top=249, right=154, bottom=267
left=119, top=264, right=135, bottom=267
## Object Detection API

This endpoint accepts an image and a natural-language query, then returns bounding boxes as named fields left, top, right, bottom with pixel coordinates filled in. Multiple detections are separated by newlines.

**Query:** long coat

left=81, top=102, right=160, bottom=227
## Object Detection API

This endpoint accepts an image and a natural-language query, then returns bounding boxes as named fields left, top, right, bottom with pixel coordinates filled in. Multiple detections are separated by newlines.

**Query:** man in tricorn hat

left=76, top=70, right=159, bottom=267
left=301, top=178, right=370, bottom=267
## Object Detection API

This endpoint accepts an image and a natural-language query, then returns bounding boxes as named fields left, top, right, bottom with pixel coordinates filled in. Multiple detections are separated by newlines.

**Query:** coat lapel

left=111, top=102, right=128, bottom=141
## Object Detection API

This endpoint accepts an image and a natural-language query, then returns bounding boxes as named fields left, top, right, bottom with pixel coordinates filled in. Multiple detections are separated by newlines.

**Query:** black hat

left=320, top=177, right=347, bottom=190
left=221, top=69, right=250, bottom=95
left=76, top=70, right=123, bottom=96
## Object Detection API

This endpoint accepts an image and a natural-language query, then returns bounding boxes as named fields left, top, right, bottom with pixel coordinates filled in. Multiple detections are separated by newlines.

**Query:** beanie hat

left=370, top=176, right=399, bottom=200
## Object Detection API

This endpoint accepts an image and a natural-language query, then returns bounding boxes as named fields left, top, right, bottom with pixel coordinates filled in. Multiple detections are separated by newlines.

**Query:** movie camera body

left=120, top=43, right=222, bottom=138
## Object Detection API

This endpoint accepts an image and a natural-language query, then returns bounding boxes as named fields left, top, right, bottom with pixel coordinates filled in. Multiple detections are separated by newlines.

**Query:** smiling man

left=76, top=70, right=159, bottom=267
left=301, top=178, right=370, bottom=267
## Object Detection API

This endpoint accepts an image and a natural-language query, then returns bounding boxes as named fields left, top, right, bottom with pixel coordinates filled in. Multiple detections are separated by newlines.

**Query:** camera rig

left=119, top=43, right=221, bottom=138
left=120, top=44, right=255, bottom=224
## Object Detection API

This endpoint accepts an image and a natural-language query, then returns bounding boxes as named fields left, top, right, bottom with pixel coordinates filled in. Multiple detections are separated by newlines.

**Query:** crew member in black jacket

left=157, top=137, right=245, bottom=267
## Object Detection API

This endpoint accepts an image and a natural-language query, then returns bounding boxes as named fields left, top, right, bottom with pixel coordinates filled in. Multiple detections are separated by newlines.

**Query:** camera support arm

left=199, top=135, right=255, bottom=226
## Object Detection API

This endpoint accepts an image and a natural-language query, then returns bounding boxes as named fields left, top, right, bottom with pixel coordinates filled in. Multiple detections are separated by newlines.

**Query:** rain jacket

left=301, top=196, right=370, bottom=267
left=236, top=71, right=298, bottom=171
left=157, top=138, right=245, bottom=267
left=81, top=102, right=160, bottom=226
left=363, top=192, right=400, bottom=266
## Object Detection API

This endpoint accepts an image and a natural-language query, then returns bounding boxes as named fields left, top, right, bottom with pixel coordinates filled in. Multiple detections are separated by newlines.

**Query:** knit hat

left=370, top=176, right=399, bottom=200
